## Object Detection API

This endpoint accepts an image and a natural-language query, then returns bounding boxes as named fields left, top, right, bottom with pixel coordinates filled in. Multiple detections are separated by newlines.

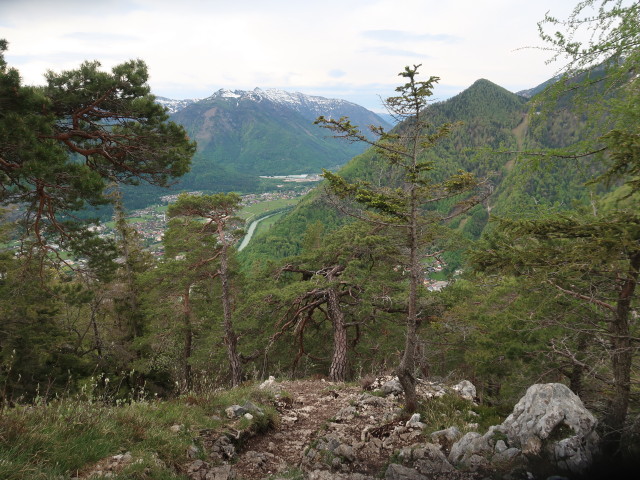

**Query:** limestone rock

left=186, top=461, right=235, bottom=480
left=449, top=431, right=491, bottom=469
left=398, top=443, right=455, bottom=474
left=430, top=426, right=462, bottom=454
left=500, top=383, right=599, bottom=473
left=452, top=380, right=477, bottom=401
left=242, top=401, right=264, bottom=416
left=385, top=463, right=426, bottom=480
left=356, top=393, right=389, bottom=408
left=225, top=401, right=264, bottom=419
left=415, top=379, right=447, bottom=399
left=210, top=435, right=235, bottom=460
left=335, top=405, right=357, bottom=422
left=187, top=444, right=200, bottom=459
left=308, top=471, right=375, bottom=480
left=335, top=443, right=356, bottom=462
left=405, top=413, right=425, bottom=429
left=448, top=383, right=599, bottom=476
left=244, top=450, right=275, bottom=469
left=259, top=375, right=280, bottom=392
left=381, top=378, right=403, bottom=396
left=225, top=405, right=247, bottom=418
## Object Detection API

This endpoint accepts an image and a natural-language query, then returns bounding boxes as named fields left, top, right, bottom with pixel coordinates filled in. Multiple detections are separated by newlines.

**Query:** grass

left=252, top=211, right=286, bottom=236
left=0, top=385, right=278, bottom=480
left=238, top=197, right=299, bottom=220
left=417, top=394, right=507, bottom=435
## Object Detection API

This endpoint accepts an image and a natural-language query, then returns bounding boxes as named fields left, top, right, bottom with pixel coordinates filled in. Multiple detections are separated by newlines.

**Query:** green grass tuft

left=0, top=384, right=277, bottom=479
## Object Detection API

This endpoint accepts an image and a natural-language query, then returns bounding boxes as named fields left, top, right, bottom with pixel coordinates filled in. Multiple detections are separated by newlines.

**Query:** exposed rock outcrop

left=187, top=378, right=599, bottom=480
left=501, top=382, right=599, bottom=473
left=448, top=383, right=599, bottom=475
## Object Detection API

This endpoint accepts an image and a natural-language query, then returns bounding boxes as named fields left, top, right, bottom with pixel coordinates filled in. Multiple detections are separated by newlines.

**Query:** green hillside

left=240, top=79, right=528, bottom=265
left=239, top=75, right=612, bottom=267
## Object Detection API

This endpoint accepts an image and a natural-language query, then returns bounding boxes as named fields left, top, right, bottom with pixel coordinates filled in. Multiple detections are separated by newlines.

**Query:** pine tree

left=0, top=39, right=195, bottom=257
left=167, top=193, right=244, bottom=387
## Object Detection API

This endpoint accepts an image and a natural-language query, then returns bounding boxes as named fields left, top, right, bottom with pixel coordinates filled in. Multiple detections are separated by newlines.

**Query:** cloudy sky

left=1, top=0, right=579, bottom=112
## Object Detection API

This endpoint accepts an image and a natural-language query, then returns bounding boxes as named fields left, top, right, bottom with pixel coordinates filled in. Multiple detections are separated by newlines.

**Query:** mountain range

left=239, top=76, right=597, bottom=267
left=170, top=88, right=390, bottom=177
left=122, top=88, right=391, bottom=206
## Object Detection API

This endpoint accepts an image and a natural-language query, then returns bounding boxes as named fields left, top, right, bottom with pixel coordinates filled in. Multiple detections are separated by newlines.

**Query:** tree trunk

left=328, top=287, right=348, bottom=382
left=569, top=335, right=587, bottom=396
left=182, top=284, right=193, bottom=391
left=220, top=241, right=242, bottom=387
left=604, top=251, right=640, bottom=452
left=398, top=187, right=420, bottom=413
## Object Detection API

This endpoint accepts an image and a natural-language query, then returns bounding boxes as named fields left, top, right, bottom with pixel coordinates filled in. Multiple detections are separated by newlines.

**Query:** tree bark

left=604, top=251, right=640, bottom=452
left=569, top=335, right=587, bottom=396
left=220, top=239, right=242, bottom=387
left=182, top=284, right=193, bottom=391
left=397, top=176, right=420, bottom=413
left=328, top=287, right=348, bottom=382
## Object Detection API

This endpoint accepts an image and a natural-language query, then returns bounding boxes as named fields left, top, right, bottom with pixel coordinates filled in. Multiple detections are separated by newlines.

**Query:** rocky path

left=225, top=378, right=482, bottom=480
left=82, top=379, right=602, bottom=479
left=231, top=379, right=363, bottom=479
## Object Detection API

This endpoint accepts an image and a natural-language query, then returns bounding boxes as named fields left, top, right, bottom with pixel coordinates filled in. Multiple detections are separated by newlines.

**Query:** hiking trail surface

left=196, top=377, right=481, bottom=480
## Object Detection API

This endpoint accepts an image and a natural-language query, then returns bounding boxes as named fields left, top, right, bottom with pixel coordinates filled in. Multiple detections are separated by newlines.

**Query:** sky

left=0, top=0, right=580, bottom=113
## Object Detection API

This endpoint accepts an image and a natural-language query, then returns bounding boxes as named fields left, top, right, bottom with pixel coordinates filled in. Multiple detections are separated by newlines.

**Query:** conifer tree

left=0, top=39, right=196, bottom=257
left=316, top=65, right=488, bottom=411
left=167, top=193, right=244, bottom=387
left=478, top=0, right=640, bottom=451
left=269, top=222, right=398, bottom=382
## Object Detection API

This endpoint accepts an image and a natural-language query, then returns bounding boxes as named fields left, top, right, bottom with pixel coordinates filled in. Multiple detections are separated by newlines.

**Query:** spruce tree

left=316, top=65, right=488, bottom=411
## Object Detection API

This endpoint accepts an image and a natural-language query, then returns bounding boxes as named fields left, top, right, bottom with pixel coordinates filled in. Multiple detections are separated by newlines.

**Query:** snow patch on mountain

left=155, top=96, right=200, bottom=114
left=205, top=87, right=374, bottom=122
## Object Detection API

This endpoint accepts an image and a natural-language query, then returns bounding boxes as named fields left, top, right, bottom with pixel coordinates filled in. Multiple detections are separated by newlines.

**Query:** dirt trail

left=232, top=379, right=363, bottom=479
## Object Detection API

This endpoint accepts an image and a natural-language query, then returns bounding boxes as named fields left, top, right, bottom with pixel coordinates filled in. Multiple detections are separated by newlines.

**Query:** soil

left=232, top=379, right=365, bottom=479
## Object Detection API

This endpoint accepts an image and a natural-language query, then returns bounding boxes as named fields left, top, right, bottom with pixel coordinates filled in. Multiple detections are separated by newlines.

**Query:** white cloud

left=1, top=0, right=579, bottom=111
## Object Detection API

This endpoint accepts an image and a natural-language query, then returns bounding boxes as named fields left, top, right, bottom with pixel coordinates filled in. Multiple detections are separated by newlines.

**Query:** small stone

left=225, top=404, right=247, bottom=418
left=169, top=424, right=183, bottom=433
left=259, top=375, right=280, bottom=391
left=405, top=413, right=426, bottom=429
left=452, top=380, right=477, bottom=401
left=244, top=412, right=254, bottom=420
left=187, top=444, right=200, bottom=458
left=335, top=405, right=357, bottom=422
left=431, top=426, right=462, bottom=454
left=381, top=378, right=404, bottom=396
left=385, top=463, right=425, bottom=480
left=335, top=443, right=355, bottom=462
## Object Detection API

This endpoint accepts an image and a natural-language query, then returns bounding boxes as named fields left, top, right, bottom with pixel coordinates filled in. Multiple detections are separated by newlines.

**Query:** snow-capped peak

left=155, top=96, right=200, bottom=114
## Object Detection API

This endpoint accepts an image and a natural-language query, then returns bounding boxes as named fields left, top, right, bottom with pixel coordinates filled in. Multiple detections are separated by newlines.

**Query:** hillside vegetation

left=1, top=1, right=639, bottom=476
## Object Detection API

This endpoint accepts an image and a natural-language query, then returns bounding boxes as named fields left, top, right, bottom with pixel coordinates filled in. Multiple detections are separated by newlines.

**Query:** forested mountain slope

left=240, top=75, right=607, bottom=268
left=121, top=89, right=389, bottom=208
left=240, top=79, right=529, bottom=266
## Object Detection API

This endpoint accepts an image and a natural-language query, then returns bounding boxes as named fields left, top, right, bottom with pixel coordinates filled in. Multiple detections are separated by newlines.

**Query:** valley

left=2, top=3, right=639, bottom=476
left=101, top=187, right=313, bottom=258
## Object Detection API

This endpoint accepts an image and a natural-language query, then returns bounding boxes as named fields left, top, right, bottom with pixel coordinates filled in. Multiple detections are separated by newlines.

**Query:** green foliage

left=417, top=394, right=507, bottom=434
left=0, top=385, right=276, bottom=479
left=0, top=39, right=195, bottom=256
left=316, top=65, right=491, bottom=411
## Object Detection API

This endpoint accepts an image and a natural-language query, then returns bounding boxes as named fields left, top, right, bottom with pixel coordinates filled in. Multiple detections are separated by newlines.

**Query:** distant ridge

left=155, top=96, right=199, bottom=114
left=148, top=89, right=391, bottom=194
